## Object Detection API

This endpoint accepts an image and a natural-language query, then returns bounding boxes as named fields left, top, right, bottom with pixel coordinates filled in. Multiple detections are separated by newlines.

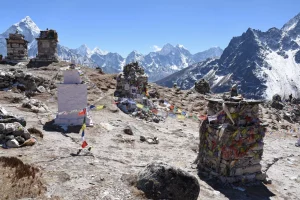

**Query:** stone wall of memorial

left=5, top=33, right=28, bottom=61
left=198, top=98, right=267, bottom=183
left=55, top=69, right=92, bottom=126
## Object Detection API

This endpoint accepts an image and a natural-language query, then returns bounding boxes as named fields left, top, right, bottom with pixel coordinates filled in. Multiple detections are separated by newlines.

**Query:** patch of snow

left=170, top=65, right=179, bottom=70
left=262, top=50, right=300, bottom=100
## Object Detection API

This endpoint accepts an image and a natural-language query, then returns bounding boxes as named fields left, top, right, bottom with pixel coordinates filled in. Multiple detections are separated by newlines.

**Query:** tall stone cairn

left=198, top=98, right=267, bottom=184
left=5, top=31, right=28, bottom=61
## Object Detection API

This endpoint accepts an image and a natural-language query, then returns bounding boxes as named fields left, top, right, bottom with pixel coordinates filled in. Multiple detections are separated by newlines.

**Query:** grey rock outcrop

left=136, top=162, right=200, bottom=200
left=0, top=69, right=55, bottom=92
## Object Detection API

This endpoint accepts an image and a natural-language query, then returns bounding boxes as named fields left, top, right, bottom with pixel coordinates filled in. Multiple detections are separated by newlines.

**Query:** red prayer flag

left=78, top=109, right=86, bottom=116
left=81, top=140, right=88, bottom=148
left=199, top=115, right=207, bottom=120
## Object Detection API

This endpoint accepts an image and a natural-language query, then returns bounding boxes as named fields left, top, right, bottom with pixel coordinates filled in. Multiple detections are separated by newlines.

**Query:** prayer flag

left=177, top=115, right=185, bottom=119
left=96, top=105, right=104, bottom=110
left=199, top=115, right=207, bottom=120
left=81, top=130, right=85, bottom=137
left=151, top=109, right=158, bottom=114
left=90, top=105, right=96, bottom=109
left=137, top=104, right=144, bottom=109
left=78, top=109, right=86, bottom=116
left=169, top=113, right=176, bottom=118
left=82, top=140, right=88, bottom=148
left=208, top=115, right=218, bottom=122
left=81, top=123, right=86, bottom=131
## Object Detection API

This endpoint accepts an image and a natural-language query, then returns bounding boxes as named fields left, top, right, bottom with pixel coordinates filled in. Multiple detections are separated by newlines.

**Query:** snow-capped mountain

left=0, top=16, right=223, bottom=81
left=156, top=13, right=300, bottom=100
left=0, top=16, right=40, bottom=57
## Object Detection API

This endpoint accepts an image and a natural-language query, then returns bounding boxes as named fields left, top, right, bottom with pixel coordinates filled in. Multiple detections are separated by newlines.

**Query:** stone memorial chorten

left=54, top=65, right=92, bottom=126
left=5, top=30, right=28, bottom=62
left=35, top=29, right=59, bottom=62
left=198, top=98, right=267, bottom=184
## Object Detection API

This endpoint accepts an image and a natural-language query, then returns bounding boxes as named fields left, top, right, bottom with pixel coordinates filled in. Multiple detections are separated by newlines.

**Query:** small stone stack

left=115, top=62, right=148, bottom=98
left=0, top=106, right=33, bottom=148
left=198, top=98, right=266, bottom=184
left=34, top=29, right=59, bottom=62
left=5, top=31, right=28, bottom=62
left=195, top=78, right=210, bottom=94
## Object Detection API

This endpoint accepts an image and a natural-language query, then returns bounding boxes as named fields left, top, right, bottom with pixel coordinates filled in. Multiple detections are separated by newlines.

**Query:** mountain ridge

left=0, top=16, right=223, bottom=81
left=156, top=12, right=300, bottom=100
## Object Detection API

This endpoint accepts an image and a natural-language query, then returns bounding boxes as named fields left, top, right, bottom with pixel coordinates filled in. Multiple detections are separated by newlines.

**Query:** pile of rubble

left=22, top=98, right=49, bottom=113
left=266, top=94, right=300, bottom=124
left=198, top=98, right=267, bottom=184
left=0, top=68, right=55, bottom=92
left=116, top=97, right=166, bottom=123
left=0, top=106, right=36, bottom=148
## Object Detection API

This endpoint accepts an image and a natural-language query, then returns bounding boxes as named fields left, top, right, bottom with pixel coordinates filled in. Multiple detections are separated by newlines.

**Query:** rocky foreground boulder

left=136, top=162, right=200, bottom=200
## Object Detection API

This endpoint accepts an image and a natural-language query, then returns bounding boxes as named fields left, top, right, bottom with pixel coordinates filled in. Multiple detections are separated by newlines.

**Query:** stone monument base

left=27, top=59, right=59, bottom=68
left=55, top=112, right=93, bottom=126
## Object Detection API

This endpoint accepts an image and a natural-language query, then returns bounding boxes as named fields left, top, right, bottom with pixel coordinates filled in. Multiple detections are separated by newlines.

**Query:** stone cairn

left=29, top=29, right=59, bottom=67
left=0, top=106, right=35, bottom=148
left=198, top=98, right=266, bottom=184
left=115, top=62, right=148, bottom=98
left=5, top=31, right=28, bottom=62
left=195, top=78, right=210, bottom=94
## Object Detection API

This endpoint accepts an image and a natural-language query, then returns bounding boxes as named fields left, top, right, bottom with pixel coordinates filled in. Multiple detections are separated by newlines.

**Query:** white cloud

left=151, top=45, right=162, bottom=52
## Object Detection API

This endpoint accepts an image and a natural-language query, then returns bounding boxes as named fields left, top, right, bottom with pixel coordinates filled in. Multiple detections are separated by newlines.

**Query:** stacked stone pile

left=194, top=78, right=210, bottom=94
left=198, top=98, right=267, bottom=183
left=22, top=98, right=49, bottom=113
left=271, top=94, right=284, bottom=110
left=115, top=62, right=148, bottom=98
left=0, top=106, right=35, bottom=148
left=0, top=68, right=55, bottom=91
left=5, top=31, right=28, bottom=61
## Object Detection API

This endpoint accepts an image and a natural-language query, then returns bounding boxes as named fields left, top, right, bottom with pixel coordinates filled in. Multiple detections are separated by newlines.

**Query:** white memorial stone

left=55, top=68, right=93, bottom=126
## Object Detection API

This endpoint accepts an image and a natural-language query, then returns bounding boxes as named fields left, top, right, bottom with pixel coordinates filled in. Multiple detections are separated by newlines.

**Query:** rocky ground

left=0, top=62, right=300, bottom=200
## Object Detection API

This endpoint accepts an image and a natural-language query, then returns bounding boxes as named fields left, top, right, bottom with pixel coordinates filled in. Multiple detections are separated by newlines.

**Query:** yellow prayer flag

left=96, top=105, right=104, bottom=110
left=177, top=115, right=185, bottom=119
left=177, top=109, right=182, bottom=113
left=81, top=123, right=86, bottom=130
left=137, top=104, right=144, bottom=109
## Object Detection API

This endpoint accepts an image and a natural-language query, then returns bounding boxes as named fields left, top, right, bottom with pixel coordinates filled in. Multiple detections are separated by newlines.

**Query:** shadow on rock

left=198, top=173, right=275, bottom=200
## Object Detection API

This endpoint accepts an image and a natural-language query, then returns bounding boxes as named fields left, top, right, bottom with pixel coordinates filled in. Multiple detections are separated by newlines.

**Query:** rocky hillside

left=156, top=13, right=300, bottom=100
left=0, top=17, right=223, bottom=82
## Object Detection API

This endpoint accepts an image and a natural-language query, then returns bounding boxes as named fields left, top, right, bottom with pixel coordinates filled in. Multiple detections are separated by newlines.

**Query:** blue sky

left=0, top=0, right=299, bottom=57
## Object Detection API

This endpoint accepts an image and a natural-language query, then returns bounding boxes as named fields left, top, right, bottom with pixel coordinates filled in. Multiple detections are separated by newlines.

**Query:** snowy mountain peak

left=76, top=44, right=92, bottom=57
left=159, top=43, right=176, bottom=55
left=282, top=12, right=300, bottom=32
left=176, top=44, right=186, bottom=49
left=20, top=16, right=34, bottom=23
left=92, top=47, right=108, bottom=55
